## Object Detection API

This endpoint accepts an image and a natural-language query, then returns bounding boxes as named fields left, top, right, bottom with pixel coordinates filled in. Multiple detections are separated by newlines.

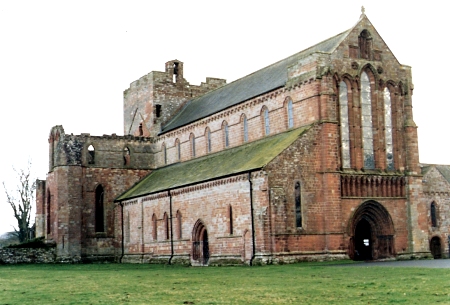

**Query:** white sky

left=0, top=1, right=446, bottom=235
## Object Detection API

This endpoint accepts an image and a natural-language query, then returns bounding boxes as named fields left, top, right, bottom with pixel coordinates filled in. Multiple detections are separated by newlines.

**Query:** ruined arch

left=349, top=200, right=395, bottom=260
left=192, top=219, right=209, bottom=266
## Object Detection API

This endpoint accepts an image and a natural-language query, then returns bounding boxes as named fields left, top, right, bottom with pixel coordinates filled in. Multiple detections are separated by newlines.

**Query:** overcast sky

left=0, top=1, right=446, bottom=235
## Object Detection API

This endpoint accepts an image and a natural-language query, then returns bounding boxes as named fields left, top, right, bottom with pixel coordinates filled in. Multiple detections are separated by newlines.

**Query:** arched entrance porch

left=349, top=201, right=395, bottom=260
left=192, top=220, right=209, bottom=266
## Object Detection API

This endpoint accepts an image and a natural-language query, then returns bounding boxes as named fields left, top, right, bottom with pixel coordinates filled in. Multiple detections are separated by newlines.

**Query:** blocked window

left=431, top=202, right=437, bottom=228
left=263, top=107, right=270, bottom=135
left=125, top=212, right=130, bottom=243
left=223, top=121, right=229, bottom=148
left=175, top=139, right=181, bottom=161
left=162, top=143, right=167, bottom=165
left=339, top=81, right=351, bottom=168
left=95, top=185, right=105, bottom=233
left=287, top=99, right=294, bottom=128
left=206, top=128, right=212, bottom=153
left=88, top=145, right=95, bottom=164
left=190, top=133, right=196, bottom=158
left=242, top=114, right=248, bottom=143
left=295, top=182, right=302, bottom=228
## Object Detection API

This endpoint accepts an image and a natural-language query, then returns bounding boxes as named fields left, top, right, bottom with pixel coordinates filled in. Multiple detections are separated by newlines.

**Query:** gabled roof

left=160, top=28, right=351, bottom=134
left=116, top=125, right=311, bottom=201
left=422, top=164, right=450, bottom=185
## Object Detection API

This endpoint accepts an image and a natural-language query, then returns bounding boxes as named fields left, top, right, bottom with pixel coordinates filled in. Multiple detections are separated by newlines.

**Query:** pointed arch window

left=88, top=145, right=95, bottom=165
left=242, top=115, right=248, bottom=142
left=384, top=87, right=394, bottom=170
left=431, top=202, right=437, bottom=228
left=359, top=30, right=372, bottom=60
left=95, top=185, right=105, bottom=233
left=287, top=99, right=294, bottom=128
left=264, top=108, right=270, bottom=135
left=361, top=72, right=375, bottom=169
left=339, top=81, right=351, bottom=168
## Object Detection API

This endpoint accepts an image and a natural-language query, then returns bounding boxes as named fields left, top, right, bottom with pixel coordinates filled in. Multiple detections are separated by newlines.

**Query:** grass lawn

left=1, top=261, right=449, bottom=305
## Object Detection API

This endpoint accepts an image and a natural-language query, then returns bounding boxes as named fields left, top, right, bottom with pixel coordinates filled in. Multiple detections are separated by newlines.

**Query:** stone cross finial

left=361, top=6, right=365, bottom=15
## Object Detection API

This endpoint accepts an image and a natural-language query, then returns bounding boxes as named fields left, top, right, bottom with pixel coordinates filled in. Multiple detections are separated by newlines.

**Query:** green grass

left=1, top=261, right=449, bottom=304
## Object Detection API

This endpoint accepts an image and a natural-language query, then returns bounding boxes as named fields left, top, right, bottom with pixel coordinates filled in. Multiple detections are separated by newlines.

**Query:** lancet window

left=384, top=87, right=394, bottom=170
left=339, top=81, right=351, bottom=168
left=361, top=72, right=375, bottom=169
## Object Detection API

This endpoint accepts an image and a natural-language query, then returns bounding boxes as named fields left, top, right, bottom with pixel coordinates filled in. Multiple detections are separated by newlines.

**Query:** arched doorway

left=349, top=201, right=395, bottom=260
left=192, top=220, right=209, bottom=266
left=430, top=236, right=442, bottom=259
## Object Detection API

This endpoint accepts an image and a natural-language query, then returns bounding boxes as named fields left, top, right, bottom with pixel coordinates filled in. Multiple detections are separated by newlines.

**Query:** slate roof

left=160, top=29, right=351, bottom=134
left=116, top=125, right=311, bottom=201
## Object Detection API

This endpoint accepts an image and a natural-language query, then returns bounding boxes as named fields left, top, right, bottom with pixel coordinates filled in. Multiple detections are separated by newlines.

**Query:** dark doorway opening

left=349, top=201, right=395, bottom=260
left=354, top=219, right=373, bottom=260
left=430, top=236, right=442, bottom=259
left=192, top=220, right=209, bottom=266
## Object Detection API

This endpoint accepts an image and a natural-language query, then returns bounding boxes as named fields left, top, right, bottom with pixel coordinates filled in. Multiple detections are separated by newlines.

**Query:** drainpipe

left=119, top=202, right=124, bottom=263
left=248, top=172, right=256, bottom=266
left=168, top=190, right=174, bottom=264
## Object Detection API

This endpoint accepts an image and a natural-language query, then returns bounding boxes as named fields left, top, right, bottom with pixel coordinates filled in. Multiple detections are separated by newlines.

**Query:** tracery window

left=242, top=115, right=248, bottom=142
left=339, top=81, right=351, bottom=168
left=95, top=185, right=105, bottom=233
left=360, top=72, right=375, bottom=169
left=384, top=87, right=394, bottom=170
left=431, top=202, right=437, bottom=228
left=287, top=99, right=294, bottom=128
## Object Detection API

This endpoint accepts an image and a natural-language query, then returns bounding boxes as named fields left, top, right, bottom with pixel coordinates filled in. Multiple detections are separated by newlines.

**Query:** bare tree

left=2, top=162, right=35, bottom=243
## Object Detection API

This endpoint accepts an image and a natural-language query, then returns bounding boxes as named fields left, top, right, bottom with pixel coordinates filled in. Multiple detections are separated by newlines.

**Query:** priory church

left=35, top=10, right=450, bottom=264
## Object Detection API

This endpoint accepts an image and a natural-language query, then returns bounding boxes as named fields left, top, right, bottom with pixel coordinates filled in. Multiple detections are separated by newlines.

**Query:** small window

left=152, top=214, right=157, bottom=240
left=46, top=190, right=51, bottom=234
left=176, top=210, right=182, bottom=239
left=287, top=99, right=294, bottom=128
left=295, top=182, right=302, bottom=228
left=190, top=133, right=196, bottom=158
left=359, top=30, right=372, bottom=60
left=123, top=147, right=131, bottom=166
left=95, top=185, right=105, bottom=233
left=242, top=115, right=248, bottom=142
left=223, top=121, right=229, bottom=148
left=155, top=104, right=162, bottom=118
left=162, top=143, right=167, bottom=165
left=264, top=108, right=270, bottom=135
left=164, top=212, right=169, bottom=240
left=125, top=212, right=130, bottom=243
left=431, top=202, right=437, bottom=228
left=206, top=128, right=212, bottom=153
left=88, top=145, right=95, bottom=164
left=229, top=205, right=233, bottom=235
left=175, top=139, right=181, bottom=161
